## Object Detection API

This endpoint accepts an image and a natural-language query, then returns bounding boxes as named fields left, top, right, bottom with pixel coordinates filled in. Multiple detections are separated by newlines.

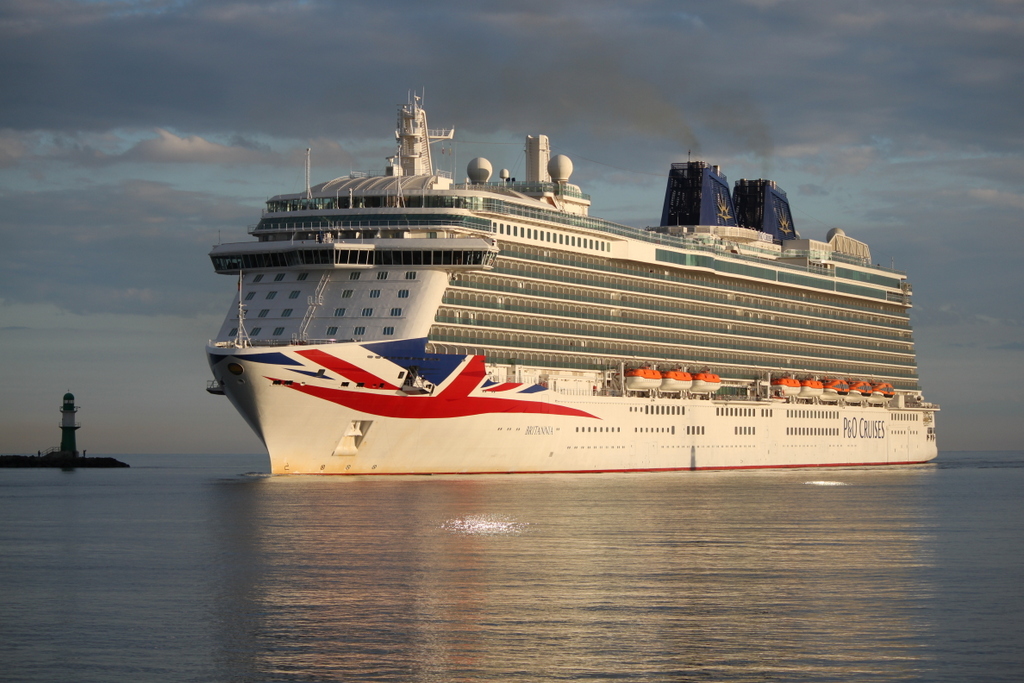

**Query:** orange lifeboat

left=869, top=382, right=895, bottom=404
left=846, top=380, right=872, bottom=403
left=690, top=371, right=721, bottom=394
left=798, top=378, right=824, bottom=399
left=821, top=378, right=849, bottom=402
left=771, top=376, right=801, bottom=397
left=660, top=369, right=693, bottom=392
left=625, top=367, right=662, bottom=392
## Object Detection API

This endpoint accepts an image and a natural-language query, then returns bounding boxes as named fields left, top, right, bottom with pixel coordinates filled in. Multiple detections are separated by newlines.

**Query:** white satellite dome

left=548, top=154, right=573, bottom=182
left=467, top=157, right=492, bottom=183
left=826, top=227, right=846, bottom=241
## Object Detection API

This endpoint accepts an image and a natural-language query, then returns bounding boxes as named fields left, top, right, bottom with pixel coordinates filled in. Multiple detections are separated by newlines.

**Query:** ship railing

left=431, top=329, right=921, bottom=376
left=249, top=217, right=493, bottom=234
left=481, top=197, right=909, bottom=278
left=504, top=245, right=913, bottom=320
left=230, top=338, right=349, bottom=348
left=430, top=336, right=921, bottom=385
left=458, top=277, right=912, bottom=337
left=453, top=181, right=591, bottom=201
left=432, top=317, right=919, bottom=368
left=439, top=296, right=915, bottom=350
left=483, top=258, right=914, bottom=328
left=250, top=206, right=906, bottom=286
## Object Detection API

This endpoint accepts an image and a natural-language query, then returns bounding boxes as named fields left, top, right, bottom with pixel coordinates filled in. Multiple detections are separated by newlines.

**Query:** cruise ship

left=206, top=97, right=938, bottom=474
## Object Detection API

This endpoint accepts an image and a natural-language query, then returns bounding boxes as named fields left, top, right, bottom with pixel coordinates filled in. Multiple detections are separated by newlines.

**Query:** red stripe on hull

left=290, top=460, right=936, bottom=476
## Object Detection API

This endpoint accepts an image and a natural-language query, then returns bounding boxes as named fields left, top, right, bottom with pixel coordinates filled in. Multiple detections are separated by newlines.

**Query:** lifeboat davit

left=798, top=378, right=824, bottom=399
left=869, top=382, right=895, bottom=404
left=846, top=380, right=872, bottom=403
left=771, top=376, right=801, bottom=397
left=690, top=371, right=721, bottom=394
left=625, top=367, right=662, bottom=392
left=660, top=369, right=693, bottom=392
left=821, top=378, right=849, bottom=402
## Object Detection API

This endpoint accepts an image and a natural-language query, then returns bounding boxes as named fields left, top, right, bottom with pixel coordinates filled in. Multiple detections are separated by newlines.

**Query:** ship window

left=244, top=292, right=255, bottom=301
left=258, top=309, right=269, bottom=318
left=297, top=273, right=309, bottom=281
left=273, top=327, right=285, bottom=336
left=383, top=326, right=395, bottom=335
left=274, top=273, right=285, bottom=282
left=252, top=274, right=264, bottom=283
left=334, top=308, right=346, bottom=316
left=287, top=290, right=299, bottom=299
left=369, top=290, right=381, bottom=298
left=350, top=272, right=360, bottom=280
left=266, top=291, right=277, bottom=299
left=228, top=327, right=237, bottom=336
left=342, top=290, right=353, bottom=298
left=326, top=326, right=338, bottom=336
left=398, top=290, right=409, bottom=298
left=354, top=326, right=365, bottom=335
left=362, top=308, right=373, bottom=316
left=390, top=308, right=402, bottom=316
left=251, top=327, right=261, bottom=336
left=377, top=272, right=388, bottom=280
left=282, top=308, right=292, bottom=317
left=405, top=271, right=417, bottom=279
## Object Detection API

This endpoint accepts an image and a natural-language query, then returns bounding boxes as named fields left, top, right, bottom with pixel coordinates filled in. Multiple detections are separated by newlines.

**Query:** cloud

left=990, top=342, right=1024, bottom=351
left=0, top=127, right=359, bottom=175
left=122, top=129, right=268, bottom=164
left=0, top=130, right=31, bottom=167
left=0, top=0, right=1019, bottom=176
left=0, top=179, right=251, bottom=316
left=798, top=184, right=829, bottom=196
left=966, top=188, right=1024, bottom=211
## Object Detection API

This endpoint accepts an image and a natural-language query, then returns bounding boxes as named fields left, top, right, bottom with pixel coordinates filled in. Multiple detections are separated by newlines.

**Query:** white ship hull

left=205, top=98, right=940, bottom=474
left=209, top=339, right=938, bottom=475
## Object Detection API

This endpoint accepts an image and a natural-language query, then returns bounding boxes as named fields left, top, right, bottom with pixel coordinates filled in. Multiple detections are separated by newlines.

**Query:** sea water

left=1, top=451, right=1021, bottom=682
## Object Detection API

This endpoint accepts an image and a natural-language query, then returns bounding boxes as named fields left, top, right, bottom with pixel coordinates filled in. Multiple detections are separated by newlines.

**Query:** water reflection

left=209, top=468, right=938, bottom=681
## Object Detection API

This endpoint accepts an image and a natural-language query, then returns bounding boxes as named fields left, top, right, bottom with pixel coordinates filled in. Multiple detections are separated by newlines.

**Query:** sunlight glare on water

left=440, top=514, right=528, bottom=535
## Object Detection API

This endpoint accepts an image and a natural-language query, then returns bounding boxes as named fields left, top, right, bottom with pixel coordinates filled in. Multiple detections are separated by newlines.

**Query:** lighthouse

left=60, top=392, right=80, bottom=455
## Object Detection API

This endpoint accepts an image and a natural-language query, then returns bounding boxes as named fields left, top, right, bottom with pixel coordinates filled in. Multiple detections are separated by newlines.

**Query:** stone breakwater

left=0, top=453, right=129, bottom=468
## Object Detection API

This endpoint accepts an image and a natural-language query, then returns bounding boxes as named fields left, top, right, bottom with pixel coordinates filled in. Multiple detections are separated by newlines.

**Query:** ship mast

left=394, top=93, right=453, bottom=177
left=235, top=272, right=250, bottom=348
left=304, top=148, right=312, bottom=199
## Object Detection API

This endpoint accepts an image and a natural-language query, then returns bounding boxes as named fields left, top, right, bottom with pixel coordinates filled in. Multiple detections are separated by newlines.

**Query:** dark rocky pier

left=0, top=451, right=129, bottom=468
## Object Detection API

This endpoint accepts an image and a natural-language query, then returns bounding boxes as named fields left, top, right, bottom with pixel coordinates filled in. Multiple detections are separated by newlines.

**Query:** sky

left=1, top=0, right=1021, bottom=454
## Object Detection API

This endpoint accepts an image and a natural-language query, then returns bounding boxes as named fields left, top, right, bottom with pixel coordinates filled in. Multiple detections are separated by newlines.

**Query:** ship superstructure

left=206, top=97, right=938, bottom=474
